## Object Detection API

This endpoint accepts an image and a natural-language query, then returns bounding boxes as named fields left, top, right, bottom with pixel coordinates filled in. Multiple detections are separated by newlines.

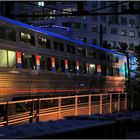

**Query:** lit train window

left=8, top=51, right=16, bottom=68
left=20, top=32, right=35, bottom=45
left=0, top=50, right=16, bottom=68
left=0, top=49, right=7, bottom=67
left=89, top=64, right=96, bottom=74
left=38, top=37, right=51, bottom=49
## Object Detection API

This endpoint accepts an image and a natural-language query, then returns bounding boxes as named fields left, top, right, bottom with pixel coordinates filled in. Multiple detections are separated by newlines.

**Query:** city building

left=0, top=1, right=140, bottom=51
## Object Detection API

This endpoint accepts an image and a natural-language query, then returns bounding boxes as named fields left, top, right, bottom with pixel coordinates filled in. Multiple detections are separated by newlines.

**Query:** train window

left=77, top=47, right=86, bottom=56
left=60, top=59, right=65, bottom=72
left=68, top=60, right=76, bottom=73
left=88, top=50, right=96, bottom=59
left=113, top=56, right=119, bottom=63
left=54, top=41, right=64, bottom=52
left=54, top=41, right=58, bottom=50
left=38, top=37, right=51, bottom=49
left=67, top=45, right=70, bottom=53
left=0, top=26, right=6, bottom=40
left=55, top=58, right=61, bottom=72
left=79, top=62, right=87, bottom=74
left=0, top=26, right=16, bottom=41
left=46, top=57, right=51, bottom=71
left=29, top=55, right=36, bottom=69
left=100, top=53, right=106, bottom=60
left=7, top=29, right=16, bottom=41
left=113, top=67, right=120, bottom=76
left=89, top=64, right=96, bottom=74
left=0, top=49, right=7, bottom=67
left=40, top=56, right=46, bottom=70
left=46, top=39, right=51, bottom=49
left=8, top=51, right=16, bottom=68
left=20, top=32, right=35, bottom=45
left=21, top=53, right=29, bottom=69
left=108, top=66, right=113, bottom=76
left=107, top=55, right=112, bottom=61
left=67, top=44, right=76, bottom=54
left=101, top=65, right=107, bottom=76
left=59, top=43, right=64, bottom=51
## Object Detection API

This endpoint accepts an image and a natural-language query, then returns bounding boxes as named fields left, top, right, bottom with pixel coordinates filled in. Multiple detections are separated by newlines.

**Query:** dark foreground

left=0, top=111, right=140, bottom=139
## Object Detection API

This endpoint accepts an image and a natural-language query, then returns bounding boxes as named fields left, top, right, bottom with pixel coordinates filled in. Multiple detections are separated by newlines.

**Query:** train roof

left=0, top=16, right=125, bottom=56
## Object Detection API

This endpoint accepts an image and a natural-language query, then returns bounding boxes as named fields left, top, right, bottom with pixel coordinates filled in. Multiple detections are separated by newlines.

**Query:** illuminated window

left=120, top=30, right=126, bottom=36
left=8, top=51, right=16, bottom=68
left=38, top=37, right=51, bottom=49
left=20, top=32, right=35, bottom=45
left=0, top=49, right=7, bottom=67
left=129, top=19, right=135, bottom=27
left=0, top=50, right=16, bottom=68
left=129, top=31, right=135, bottom=37
left=89, top=64, right=96, bottom=74
left=38, top=2, right=44, bottom=7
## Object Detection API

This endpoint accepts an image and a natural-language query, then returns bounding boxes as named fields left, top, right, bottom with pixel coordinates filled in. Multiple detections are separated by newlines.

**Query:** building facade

left=0, top=1, right=140, bottom=51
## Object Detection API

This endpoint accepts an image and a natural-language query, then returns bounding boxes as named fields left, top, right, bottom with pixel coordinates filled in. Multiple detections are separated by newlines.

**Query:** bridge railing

left=0, top=92, right=128, bottom=127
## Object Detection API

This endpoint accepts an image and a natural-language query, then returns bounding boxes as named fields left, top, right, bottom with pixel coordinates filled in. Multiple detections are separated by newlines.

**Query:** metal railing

left=0, top=92, right=128, bottom=127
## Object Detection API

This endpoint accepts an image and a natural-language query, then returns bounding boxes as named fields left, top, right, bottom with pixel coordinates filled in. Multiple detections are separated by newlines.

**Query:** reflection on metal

left=0, top=93, right=128, bottom=127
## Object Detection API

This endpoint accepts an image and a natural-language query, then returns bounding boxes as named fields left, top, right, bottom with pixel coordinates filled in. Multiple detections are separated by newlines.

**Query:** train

left=0, top=16, right=128, bottom=101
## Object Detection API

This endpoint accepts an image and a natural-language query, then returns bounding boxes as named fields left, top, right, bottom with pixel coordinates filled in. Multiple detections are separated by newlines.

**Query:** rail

left=0, top=92, right=128, bottom=127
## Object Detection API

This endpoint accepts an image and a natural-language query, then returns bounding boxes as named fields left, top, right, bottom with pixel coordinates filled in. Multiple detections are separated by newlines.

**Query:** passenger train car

left=0, top=16, right=128, bottom=101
